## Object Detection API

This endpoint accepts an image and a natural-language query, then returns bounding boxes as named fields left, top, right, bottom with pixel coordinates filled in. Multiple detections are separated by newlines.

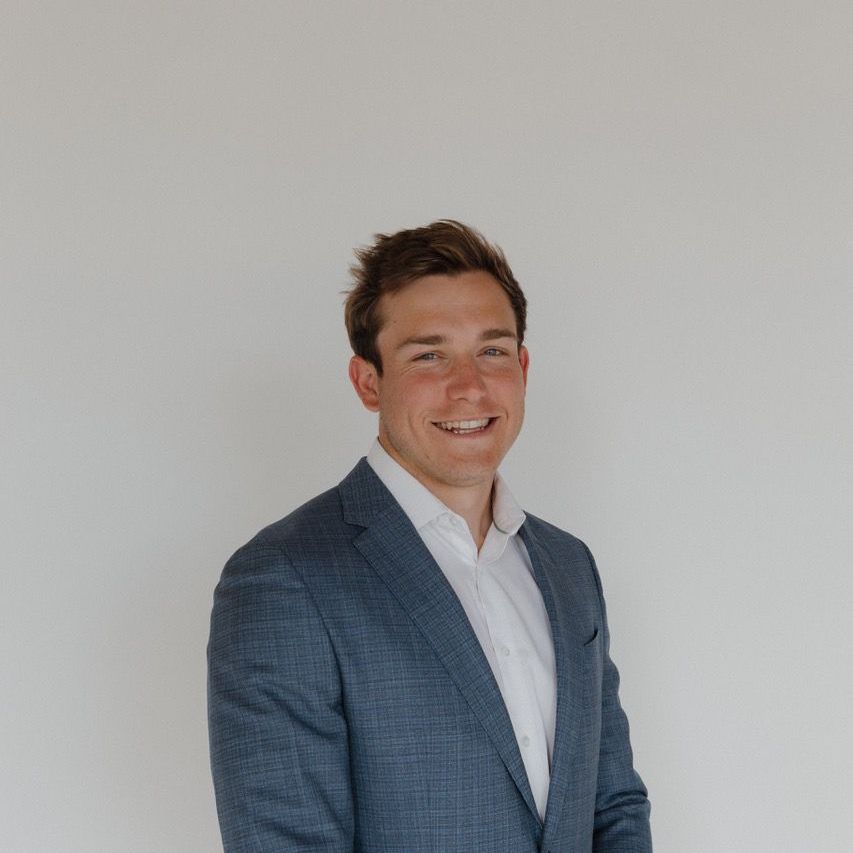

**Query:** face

left=349, top=270, right=529, bottom=501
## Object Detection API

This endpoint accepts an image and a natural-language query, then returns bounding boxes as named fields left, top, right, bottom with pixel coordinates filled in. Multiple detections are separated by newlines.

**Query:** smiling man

left=208, top=221, right=652, bottom=852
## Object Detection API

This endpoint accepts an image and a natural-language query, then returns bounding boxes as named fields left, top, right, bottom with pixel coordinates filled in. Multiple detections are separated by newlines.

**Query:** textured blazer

left=208, top=459, right=651, bottom=852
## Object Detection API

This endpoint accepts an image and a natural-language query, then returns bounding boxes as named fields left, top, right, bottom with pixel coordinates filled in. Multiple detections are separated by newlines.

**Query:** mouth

left=432, top=417, right=496, bottom=436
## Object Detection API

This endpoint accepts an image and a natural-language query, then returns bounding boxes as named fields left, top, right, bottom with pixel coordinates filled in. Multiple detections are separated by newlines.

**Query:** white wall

left=3, top=3, right=851, bottom=851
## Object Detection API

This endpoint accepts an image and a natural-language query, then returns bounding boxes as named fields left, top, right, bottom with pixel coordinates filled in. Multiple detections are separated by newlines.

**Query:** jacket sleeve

left=207, top=539, right=354, bottom=851
left=584, top=544, right=653, bottom=853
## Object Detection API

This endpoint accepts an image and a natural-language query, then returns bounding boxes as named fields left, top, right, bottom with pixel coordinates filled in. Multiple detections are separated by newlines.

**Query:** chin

left=438, top=461, right=498, bottom=486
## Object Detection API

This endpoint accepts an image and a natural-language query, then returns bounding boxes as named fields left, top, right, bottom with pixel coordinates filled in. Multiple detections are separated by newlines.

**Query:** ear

left=518, top=344, right=530, bottom=388
left=349, top=355, right=381, bottom=412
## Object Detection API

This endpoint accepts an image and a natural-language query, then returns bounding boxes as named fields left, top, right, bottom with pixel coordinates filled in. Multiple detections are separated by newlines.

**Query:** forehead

left=377, top=271, right=516, bottom=339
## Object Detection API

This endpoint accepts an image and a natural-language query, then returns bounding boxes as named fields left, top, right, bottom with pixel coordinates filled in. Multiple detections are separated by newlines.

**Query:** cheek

left=494, top=374, right=526, bottom=401
left=380, top=378, right=433, bottom=422
left=398, top=376, right=440, bottom=406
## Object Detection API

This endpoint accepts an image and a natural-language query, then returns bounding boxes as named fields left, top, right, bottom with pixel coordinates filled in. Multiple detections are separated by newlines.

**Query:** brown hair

left=345, top=219, right=527, bottom=374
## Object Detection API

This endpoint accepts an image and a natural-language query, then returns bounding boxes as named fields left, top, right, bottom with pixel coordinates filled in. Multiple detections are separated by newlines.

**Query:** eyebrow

left=395, top=328, right=518, bottom=351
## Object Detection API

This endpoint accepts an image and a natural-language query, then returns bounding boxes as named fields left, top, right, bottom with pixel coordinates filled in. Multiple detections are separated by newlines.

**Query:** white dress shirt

left=366, top=440, right=557, bottom=820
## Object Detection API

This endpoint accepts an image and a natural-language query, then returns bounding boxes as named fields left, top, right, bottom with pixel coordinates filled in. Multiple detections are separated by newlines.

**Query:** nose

left=446, top=355, right=487, bottom=402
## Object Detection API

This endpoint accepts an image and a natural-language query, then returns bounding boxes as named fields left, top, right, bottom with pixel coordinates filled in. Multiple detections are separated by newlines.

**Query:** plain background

left=3, top=3, right=851, bottom=851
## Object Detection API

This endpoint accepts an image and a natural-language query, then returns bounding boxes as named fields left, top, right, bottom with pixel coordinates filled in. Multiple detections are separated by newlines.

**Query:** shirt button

left=521, top=735, right=531, bottom=748
left=502, top=647, right=511, bottom=656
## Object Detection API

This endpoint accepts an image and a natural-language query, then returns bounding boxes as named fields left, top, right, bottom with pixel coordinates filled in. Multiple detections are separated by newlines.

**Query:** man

left=208, top=221, right=651, bottom=851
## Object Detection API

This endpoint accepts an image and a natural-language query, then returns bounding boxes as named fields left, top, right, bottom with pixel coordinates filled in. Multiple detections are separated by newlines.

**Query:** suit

left=207, top=458, right=651, bottom=851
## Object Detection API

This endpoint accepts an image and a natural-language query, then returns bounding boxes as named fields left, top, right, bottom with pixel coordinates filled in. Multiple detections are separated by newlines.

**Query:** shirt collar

left=366, top=438, right=526, bottom=536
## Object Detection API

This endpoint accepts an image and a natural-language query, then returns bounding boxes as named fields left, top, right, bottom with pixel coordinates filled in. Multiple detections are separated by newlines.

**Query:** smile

left=433, top=418, right=495, bottom=435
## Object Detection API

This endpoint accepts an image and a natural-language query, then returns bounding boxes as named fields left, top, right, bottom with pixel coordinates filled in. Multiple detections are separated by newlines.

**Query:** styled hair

left=345, top=220, right=527, bottom=374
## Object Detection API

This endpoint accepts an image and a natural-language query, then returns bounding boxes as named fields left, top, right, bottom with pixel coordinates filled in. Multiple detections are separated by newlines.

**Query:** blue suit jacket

left=208, top=459, right=651, bottom=852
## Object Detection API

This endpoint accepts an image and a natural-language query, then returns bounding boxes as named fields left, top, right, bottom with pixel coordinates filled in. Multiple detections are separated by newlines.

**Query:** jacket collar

left=519, top=521, right=601, bottom=845
left=338, top=458, right=594, bottom=837
left=338, top=458, right=541, bottom=822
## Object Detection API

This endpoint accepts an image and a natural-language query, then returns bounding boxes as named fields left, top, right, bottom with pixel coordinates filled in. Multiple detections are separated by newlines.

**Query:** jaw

left=426, top=416, right=511, bottom=479
left=376, top=411, right=521, bottom=492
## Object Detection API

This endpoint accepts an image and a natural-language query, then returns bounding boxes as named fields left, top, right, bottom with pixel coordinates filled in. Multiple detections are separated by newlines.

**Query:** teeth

left=436, top=418, right=491, bottom=434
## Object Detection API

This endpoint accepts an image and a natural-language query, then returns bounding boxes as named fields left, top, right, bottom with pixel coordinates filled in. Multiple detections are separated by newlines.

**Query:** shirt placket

left=477, top=551, right=551, bottom=818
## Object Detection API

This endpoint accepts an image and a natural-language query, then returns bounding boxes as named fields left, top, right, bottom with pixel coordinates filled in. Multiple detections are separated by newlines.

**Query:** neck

left=433, top=480, right=494, bottom=551
left=377, top=438, right=495, bottom=550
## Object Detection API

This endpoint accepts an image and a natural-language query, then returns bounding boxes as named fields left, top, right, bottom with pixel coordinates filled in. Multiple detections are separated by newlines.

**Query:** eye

left=414, top=352, right=438, bottom=361
left=482, top=347, right=506, bottom=357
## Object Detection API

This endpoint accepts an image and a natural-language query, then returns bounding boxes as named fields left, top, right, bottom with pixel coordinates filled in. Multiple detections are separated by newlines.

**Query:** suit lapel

left=340, top=460, right=540, bottom=823
left=520, top=521, right=592, bottom=841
